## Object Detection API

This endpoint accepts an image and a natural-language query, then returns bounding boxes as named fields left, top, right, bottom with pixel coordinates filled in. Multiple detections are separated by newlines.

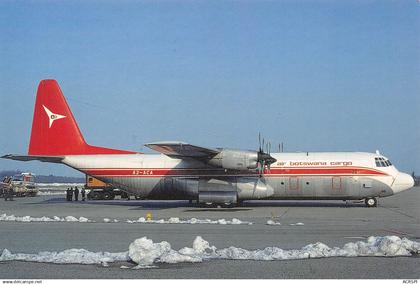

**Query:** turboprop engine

left=208, top=149, right=259, bottom=170
left=207, top=148, right=276, bottom=171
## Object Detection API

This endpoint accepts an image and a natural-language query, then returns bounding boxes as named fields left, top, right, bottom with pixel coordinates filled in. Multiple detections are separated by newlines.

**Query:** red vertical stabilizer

left=28, top=80, right=135, bottom=156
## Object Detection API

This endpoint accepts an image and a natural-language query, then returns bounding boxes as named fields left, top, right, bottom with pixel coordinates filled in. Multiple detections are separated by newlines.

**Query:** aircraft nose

left=392, top=172, right=415, bottom=194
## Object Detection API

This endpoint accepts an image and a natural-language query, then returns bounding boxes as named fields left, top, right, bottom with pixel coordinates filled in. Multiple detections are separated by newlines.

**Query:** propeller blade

left=262, top=138, right=265, bottom=152
left=256, top=134, right=277, bottom=176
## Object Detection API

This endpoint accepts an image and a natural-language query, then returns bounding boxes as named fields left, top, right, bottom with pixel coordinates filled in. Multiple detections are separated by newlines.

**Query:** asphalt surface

left=0, top=187, right=419, bottom=279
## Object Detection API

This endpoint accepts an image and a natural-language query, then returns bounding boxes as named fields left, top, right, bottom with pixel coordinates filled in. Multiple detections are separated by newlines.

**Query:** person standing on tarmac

left=74, top=186, right=79, bottom=201
left=2, top=176, right=11, bottom=201
left=69, top=187, right=73, bottom=201
left=66, top=187, right=70, bottom=201
left=1, top=178, right=5, bottom=200
left=3, top=184, right=9, bottom=201
left=81, top=188, right=86, bottom=201
left=8, top=186, right=14, bottom=201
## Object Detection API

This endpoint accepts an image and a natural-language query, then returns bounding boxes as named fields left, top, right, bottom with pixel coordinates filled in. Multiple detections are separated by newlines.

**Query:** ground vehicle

left=0, top=176, right=12, bottom=197
left=10, top=173, right=38, bottom=197
left=85, top=175, right=130, bottom=200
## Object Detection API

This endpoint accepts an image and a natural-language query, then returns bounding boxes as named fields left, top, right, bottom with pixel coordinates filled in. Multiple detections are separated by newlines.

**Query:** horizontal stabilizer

left=1, top=154, right=64, bottom=163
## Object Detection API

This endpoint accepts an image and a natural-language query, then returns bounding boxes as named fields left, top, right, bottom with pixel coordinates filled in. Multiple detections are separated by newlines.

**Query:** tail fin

left=28, top=80, right=135, bottom=156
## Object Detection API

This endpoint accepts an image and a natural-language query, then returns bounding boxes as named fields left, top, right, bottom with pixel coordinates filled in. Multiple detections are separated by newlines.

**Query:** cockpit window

left=375, top=157, right=392, bottom=167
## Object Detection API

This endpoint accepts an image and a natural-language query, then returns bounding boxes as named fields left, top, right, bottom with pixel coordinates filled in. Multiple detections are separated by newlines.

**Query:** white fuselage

left=62, top=151, right=414, bottom=201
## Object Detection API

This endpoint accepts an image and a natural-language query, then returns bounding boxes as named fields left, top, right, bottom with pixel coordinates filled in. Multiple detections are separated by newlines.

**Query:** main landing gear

left=365, top=197, right=378, bottom=207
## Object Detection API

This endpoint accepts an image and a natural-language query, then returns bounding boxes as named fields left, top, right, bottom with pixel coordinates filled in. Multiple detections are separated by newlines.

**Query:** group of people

left=66, top=186, right=86, bottom=201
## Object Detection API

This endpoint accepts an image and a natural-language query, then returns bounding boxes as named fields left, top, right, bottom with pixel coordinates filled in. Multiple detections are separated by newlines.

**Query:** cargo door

left=287, top=177, right=300, bottom=196
left=331, top=177, right=343, bottom=196
left=332, top=177, right=342, bottom=190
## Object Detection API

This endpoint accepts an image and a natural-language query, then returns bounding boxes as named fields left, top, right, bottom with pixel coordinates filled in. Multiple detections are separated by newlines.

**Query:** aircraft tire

left=365, top=197, right=377, bottom=207
left=221, top=202, right=234, bottom=208
left=204, top=202, right=214, bottom=208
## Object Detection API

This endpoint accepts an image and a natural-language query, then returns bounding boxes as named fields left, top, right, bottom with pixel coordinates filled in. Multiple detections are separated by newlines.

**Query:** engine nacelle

left=208, top=149, right=258, bottom=170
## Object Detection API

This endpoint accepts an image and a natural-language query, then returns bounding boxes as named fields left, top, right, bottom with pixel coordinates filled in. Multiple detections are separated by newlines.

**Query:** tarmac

left=0, top=186, right=419, bottom=279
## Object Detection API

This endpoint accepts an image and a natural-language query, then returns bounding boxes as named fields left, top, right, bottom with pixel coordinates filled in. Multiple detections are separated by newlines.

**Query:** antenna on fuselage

left=277, top=142, right=284, bottom=153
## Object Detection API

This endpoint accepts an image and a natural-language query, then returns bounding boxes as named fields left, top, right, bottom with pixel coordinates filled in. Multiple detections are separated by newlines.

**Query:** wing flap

left=144, top=141, right=219, bottom=159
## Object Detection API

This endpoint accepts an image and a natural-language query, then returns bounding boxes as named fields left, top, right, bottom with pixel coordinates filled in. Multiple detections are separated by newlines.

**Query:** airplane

left=2, top=80, right=415, bottom=207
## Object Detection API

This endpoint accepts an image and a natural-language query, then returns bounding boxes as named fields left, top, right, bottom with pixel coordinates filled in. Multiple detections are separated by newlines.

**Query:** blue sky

left=0, top=0, right=419, bottom=176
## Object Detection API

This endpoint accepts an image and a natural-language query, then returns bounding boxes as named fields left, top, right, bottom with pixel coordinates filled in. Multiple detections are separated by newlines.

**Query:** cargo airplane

left=2, top=80, right=415, bottom=207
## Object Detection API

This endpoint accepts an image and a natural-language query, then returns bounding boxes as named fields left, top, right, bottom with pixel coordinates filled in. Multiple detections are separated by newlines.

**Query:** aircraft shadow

left=30, top=197, right=194, bottom=210
left=243, top=200, right=366, bottom=208
left=30, top=197, right=366, bottom=209
left=184, top=208, right=253, bottom=212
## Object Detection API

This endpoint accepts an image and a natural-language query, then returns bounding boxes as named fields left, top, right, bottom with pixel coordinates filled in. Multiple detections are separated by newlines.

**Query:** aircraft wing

left=1, top=154, right=64, bottom=163
left=144, top=141, right=220, bottom=159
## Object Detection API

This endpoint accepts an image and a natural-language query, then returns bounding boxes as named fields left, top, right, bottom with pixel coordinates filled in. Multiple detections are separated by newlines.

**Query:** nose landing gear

left=365, top=197, right=378, bottom=207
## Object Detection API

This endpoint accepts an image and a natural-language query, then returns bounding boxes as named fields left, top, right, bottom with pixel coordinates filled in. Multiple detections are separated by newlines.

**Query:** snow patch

left=1, top=213, right=252, bottom=226
left=128, top=237, right=171, bottom=266
left=266, top=220, right=281, bottom=226
left=103, top=218, right=120, bottom=223
left=0, top=213, right=93, bottom=223
left=37, top=191, right=66, bottom=196
left=0, top=248, right=128, bottom=266
left=125, top=235, right=420, bottom=266
left=36, top=183, right=84, bottom=187
left=1, top=236, right=419, bottom=268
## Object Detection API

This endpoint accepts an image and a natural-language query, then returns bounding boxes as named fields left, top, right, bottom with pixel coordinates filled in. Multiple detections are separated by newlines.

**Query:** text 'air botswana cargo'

left=2, top=80, right=415, bottom=207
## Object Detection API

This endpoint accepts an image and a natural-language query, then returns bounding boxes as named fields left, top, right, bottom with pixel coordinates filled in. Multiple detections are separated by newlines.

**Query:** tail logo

left=42, top=105, right=66, bottom=128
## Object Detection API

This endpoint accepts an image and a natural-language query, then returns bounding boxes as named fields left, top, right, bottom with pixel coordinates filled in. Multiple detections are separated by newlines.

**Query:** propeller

left=257, top=133, right=277, bottom=176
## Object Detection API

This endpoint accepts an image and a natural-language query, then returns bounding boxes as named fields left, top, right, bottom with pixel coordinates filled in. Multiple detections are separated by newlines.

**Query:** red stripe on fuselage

left=82, top=167, right=388, bottom=177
